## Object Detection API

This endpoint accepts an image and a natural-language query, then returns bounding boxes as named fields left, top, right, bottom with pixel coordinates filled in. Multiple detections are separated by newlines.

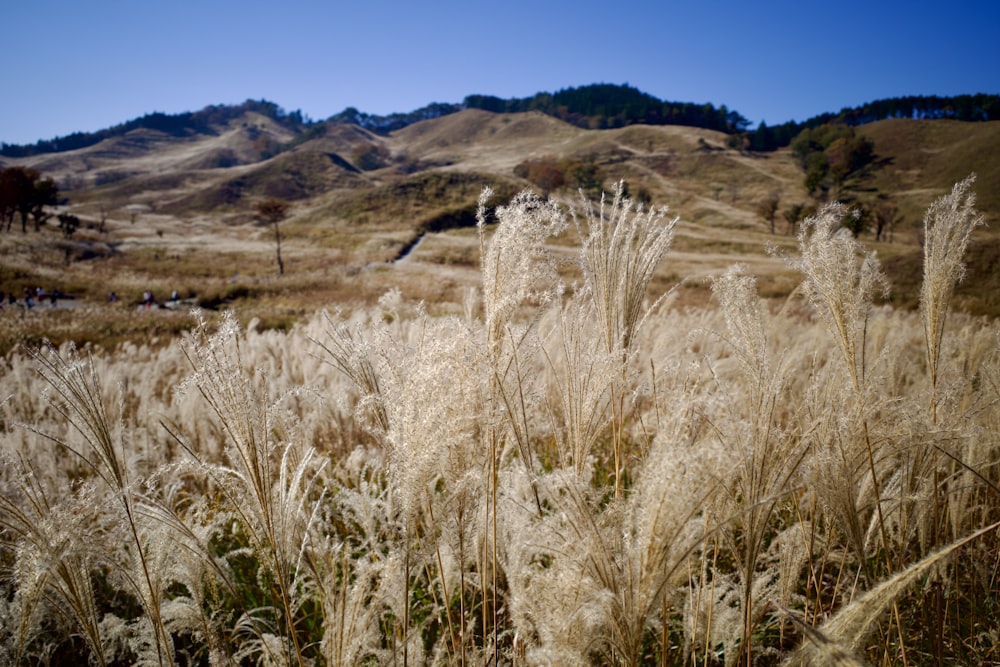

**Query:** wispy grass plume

left=920, top=174, right=985, bottom=423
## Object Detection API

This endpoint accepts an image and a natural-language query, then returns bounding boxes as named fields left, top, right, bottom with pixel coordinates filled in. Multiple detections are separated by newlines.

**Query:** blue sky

left=2, top=0, right=998, bottom=145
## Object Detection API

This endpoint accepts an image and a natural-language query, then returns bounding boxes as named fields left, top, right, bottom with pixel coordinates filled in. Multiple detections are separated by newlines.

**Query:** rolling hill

left=1, top=98, right=998, bottom=354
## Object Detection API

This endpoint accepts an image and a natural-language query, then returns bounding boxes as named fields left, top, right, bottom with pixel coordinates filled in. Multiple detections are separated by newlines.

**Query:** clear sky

left=2, top=0, right=998, bottom=145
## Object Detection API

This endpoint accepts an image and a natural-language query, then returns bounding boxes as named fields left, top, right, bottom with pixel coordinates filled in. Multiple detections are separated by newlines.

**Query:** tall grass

left=0, top=178, right=997, bottom=665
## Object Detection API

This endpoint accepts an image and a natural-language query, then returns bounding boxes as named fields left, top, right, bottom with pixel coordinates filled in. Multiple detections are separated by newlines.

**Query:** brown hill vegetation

left=1, top=107, right=997, bottom=354
left=859, top=119, right=1000, bottom=222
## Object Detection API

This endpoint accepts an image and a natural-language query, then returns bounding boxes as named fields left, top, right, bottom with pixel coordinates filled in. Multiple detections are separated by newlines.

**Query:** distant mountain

left=462, top=83, right=751, bottom=133
left=326, top=102, right=462, bottom=134
left=742, top=93, right=1000, bottom=151
left=0, top=100, right=311, bottom=158
left=1, top=96, right=998, bottom=321
left=4, top=85, right=999, bottom=159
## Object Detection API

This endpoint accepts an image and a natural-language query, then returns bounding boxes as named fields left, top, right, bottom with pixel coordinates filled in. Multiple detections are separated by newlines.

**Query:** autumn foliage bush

left=513, top=155, right=602, bottom=197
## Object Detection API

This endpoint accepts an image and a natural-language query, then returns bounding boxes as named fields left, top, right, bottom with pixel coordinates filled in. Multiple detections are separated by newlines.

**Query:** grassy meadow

left=0, top=176, right=998, bottom=666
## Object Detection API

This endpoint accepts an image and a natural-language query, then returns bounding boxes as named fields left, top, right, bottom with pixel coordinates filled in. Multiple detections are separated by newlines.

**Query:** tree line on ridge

left=4, top=85, right=996, bottom=158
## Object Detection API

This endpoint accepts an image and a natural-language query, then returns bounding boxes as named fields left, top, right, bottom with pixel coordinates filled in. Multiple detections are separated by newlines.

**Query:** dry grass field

left=2, top=110, right=997, bottom=356
left=0, top=108, right=999, bottom=665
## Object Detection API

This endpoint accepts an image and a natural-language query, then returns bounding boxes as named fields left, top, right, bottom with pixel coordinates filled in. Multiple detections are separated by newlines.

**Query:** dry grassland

left=0, top=179, right=997, bottom=665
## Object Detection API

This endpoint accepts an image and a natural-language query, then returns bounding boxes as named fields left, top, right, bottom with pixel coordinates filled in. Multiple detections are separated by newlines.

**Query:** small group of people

left=1, top=287, right=185, bottom=311
left=129, top=289, right=181, bottom=309
left=0, top=287, right=64, bottom=310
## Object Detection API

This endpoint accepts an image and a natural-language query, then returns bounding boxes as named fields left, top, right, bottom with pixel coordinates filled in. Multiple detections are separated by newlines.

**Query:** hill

left=1, top=101, right=998, bottom=355
left=7, top=86, right=997, bottom=158
left=859, top=119, right=1000, bottom=220
left=0, top=100, right=309, bottom=158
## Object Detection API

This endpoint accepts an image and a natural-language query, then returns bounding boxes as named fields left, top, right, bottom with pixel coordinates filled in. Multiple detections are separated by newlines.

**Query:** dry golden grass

left=2, top=111, right=997, bottom=360
left=1, top=179, right=998, bottom=665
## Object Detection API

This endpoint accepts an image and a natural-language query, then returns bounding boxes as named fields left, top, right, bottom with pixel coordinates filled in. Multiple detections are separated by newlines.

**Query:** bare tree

left=756, top=192, right=780, bottom=234
left=783, top=202, right=808, bottom=235
left=873, top=198, right=899, bottom=242
left=125, top=203, right=150, bottom=225
left=255, top=197, right=291, bottom=275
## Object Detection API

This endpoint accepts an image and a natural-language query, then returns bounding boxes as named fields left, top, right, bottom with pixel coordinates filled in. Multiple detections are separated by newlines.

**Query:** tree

left=756, top=192, right=780, bottom=234
left=57, top=213, right=80, bottom=238
left=0, top=166, right=57, bottom=232
left=845, top=205, right=867, bottom=238
left=791, top=124, right=874, bottom=199
left=826, top=134, right=874, bottom=197
left=749, top=120, right=776, bottom=151
left=783, top=202, right=809, bottom=235
left=567, top=156, right=602, bottom=199
left=30, top=175, right=58, bottom=230
left=804, top=152, right=829, bottom=196
left=0, top=168, right=16, bottom=231
left=872, top=198, right=899, bottom=242
left=125, top=203, right=150, bottom=225
left=255, top=198, right=291, bottom=275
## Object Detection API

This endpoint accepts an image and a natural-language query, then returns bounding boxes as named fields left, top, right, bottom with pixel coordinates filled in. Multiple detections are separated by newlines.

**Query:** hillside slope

left=859, top=119, right=1000, bottom=221
left=0, top=108, right=997, bottom=354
